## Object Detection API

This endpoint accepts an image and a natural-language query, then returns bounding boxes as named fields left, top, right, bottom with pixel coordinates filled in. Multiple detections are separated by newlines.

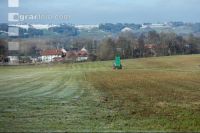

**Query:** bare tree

left=138, top=34, right=145, bottom=57
left=97, top=38, right=115, bottom=60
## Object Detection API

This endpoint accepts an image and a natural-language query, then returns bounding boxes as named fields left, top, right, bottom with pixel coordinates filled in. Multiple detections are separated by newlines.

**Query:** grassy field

left=0, top=55, right=200, bottom=132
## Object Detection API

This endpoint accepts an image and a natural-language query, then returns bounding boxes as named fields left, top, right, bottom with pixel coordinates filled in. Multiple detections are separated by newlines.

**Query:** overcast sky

left=1, top=0, right=200, bottom=24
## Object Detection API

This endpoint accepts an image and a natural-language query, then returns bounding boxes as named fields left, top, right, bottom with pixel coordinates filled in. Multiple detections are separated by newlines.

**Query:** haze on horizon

left=0, top=0, right=200, bottom=24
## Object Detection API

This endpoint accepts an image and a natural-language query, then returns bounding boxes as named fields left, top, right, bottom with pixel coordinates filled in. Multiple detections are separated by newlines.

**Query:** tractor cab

left=113, top=55, right=122, bottom=69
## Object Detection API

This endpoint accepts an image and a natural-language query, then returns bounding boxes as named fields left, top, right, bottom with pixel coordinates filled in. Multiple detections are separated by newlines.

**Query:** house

left=64, top=47, right=89, bottom=62
left=40, top=49, right=65, bottom=63
left=7, top=56, right=19, bottom=65
left=144, top=44, right=157, bottom=57
left=121, top=27, right=133, bottom=32
left=76, top=47, right=89, bottom=62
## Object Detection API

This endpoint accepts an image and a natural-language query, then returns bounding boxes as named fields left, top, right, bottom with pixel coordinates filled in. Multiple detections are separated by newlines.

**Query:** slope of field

left=0, top=55, right=200, bottom=132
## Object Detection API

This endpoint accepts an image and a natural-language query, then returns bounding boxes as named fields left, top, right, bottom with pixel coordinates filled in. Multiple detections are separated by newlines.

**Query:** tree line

left=96, top=31, right=200, bottom=60
left=1, top=30, right=200, bottom=62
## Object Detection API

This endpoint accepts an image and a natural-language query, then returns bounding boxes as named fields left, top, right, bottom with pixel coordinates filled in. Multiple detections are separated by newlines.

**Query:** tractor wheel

left=119, top=64, right=122, bottom=69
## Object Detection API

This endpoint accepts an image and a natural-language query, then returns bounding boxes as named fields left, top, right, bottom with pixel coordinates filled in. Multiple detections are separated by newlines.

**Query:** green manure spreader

left=113, top=55, right=122, bottom=69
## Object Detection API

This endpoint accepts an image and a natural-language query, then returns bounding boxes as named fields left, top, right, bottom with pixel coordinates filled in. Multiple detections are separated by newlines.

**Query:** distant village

left=1, top=47, right=89, bottom=65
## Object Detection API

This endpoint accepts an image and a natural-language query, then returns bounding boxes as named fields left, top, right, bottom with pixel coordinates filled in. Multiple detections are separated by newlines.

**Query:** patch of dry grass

left=86, top=55, right=200, bottom=131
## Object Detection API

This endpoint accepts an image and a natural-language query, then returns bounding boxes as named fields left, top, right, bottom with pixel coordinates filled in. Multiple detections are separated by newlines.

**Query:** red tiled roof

left=41, top=49, right=63, bottom=56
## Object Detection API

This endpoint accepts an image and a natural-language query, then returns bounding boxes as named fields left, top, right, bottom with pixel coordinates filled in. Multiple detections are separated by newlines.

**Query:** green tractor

left=113, top=55, right=122, bottom=69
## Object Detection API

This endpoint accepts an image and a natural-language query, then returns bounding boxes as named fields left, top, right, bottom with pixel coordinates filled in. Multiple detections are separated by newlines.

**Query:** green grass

left=0, top=55, right=200, bottom=132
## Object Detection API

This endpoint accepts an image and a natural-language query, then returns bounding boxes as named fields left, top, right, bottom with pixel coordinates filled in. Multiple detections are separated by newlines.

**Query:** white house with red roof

left=40, top=49, right=66, bottom=62
left=76, top=47, right=88, bottom=62
left=40, top=48, right=88, bottom=63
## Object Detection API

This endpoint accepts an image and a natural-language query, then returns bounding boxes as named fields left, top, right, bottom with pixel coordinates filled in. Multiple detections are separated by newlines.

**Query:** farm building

left=76, top=47, right=89, bottom=62
left=40, top=49, right=66, bottom=62
left=65, top=47, right=89, bottom=62
left=7, top=56, right=19, bottom=64
left=40, top=48, right=88, bottom=63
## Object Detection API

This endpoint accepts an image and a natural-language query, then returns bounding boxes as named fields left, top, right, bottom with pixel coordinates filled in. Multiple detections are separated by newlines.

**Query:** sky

left=1, top=0, right=200, bottom=24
